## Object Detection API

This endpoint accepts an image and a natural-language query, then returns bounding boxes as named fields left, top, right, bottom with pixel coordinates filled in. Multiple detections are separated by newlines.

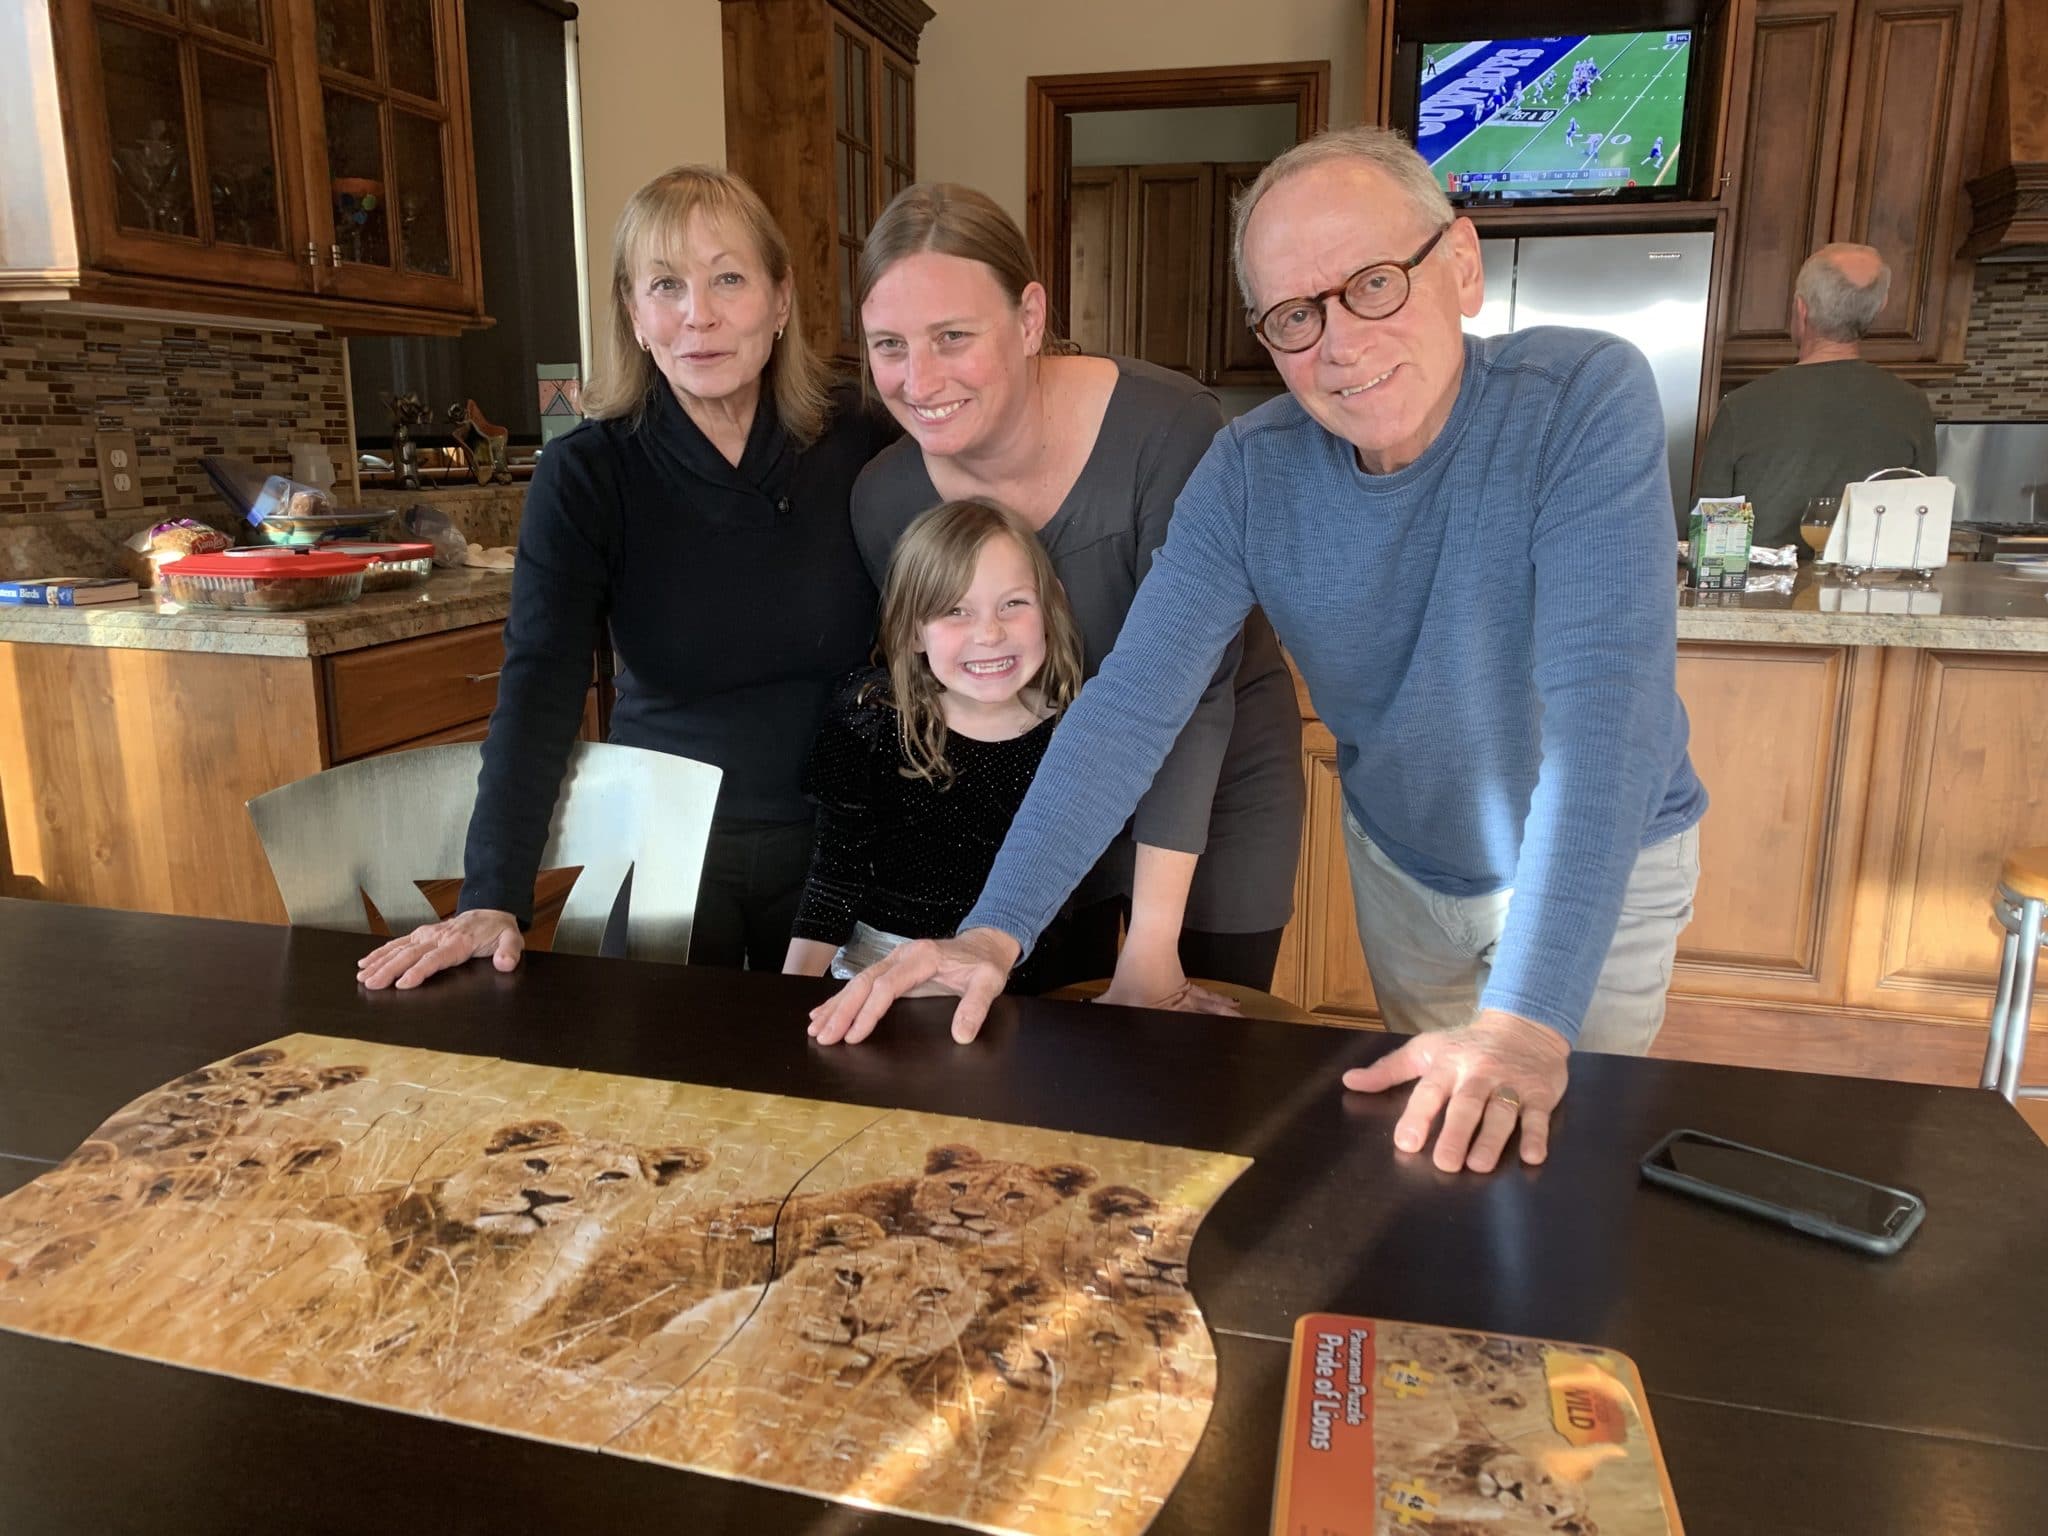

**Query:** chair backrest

left=247, top=741, right=722, bottom=962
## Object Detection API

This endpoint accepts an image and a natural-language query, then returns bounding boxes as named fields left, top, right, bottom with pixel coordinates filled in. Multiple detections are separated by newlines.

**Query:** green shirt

left=1693, top=359, right=1936, bottom=547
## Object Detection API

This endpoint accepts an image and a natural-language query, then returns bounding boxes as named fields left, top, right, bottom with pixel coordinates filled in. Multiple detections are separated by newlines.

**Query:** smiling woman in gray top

left=849, top=183, right=1302, bottom=1006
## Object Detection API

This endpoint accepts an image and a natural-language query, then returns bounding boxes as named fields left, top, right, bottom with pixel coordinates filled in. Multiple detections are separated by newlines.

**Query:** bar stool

left=1983, top=847, right=2048, bottom=1103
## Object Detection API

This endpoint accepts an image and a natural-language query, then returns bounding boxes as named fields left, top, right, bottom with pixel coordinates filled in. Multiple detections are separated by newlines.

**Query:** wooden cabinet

left=1066, top=160, right=1279, bottom=388
left=721, top=0, right=933, bottom=368
left=1718, top=0, right=1995, bottom=379
left=1844, top=648, right=2048, bottom=1022
left=0, top=621, right=598, bottom=925
left=3, top=0, right=483, bottom=333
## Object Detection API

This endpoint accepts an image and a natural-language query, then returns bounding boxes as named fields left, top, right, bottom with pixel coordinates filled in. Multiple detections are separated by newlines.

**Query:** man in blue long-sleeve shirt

left=812, top=127, right=1706, bottom=1177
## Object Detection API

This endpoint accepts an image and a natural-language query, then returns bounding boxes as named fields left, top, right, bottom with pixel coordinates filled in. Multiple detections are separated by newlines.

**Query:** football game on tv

left=1415, top=31, right=1695, bottom=201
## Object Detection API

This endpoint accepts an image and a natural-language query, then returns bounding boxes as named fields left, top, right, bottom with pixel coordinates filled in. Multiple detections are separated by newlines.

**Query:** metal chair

left=247, top=741, right=722, bottom=963
left=1983, top=846, right=2048, bottom=1104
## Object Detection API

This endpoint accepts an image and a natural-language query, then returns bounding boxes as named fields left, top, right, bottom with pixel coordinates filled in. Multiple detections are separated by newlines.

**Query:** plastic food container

left=161, top=549, right=371, bottom=611
left=250, top=506, right=400, bottom=548
left=319, top=540, right=437, bottom=592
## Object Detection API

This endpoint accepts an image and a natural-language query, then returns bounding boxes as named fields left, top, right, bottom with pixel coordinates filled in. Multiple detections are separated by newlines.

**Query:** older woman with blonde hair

left=846, top=183, right=1303, bottom=1009
left=359, top=165, right=896, bottom=988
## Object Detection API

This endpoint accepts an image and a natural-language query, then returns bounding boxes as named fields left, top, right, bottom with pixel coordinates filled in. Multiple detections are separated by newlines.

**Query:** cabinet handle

left=303, top=241, right=318, bottom=267
left=330, top=243, right=342, bottom=267
left=464, top=671, right=501, bottom=684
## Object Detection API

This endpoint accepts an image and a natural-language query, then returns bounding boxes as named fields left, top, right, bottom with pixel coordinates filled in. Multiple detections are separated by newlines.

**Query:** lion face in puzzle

left=768, top=1236, right=979, bottom=1364
left=907, top=1144, right=1097, bottom=1243
left=432, top=1120, right=711, bottom=1234
left=1083, top=1185, right=1197, bottom=1298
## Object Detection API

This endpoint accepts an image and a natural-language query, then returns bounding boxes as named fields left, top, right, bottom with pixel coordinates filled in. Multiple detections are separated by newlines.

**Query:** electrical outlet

left=95, top=430, right=143, bottom=511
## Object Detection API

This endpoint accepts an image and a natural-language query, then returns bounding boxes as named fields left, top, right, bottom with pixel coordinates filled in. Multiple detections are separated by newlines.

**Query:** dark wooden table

left=2, top=898, right=2045, bottom=1534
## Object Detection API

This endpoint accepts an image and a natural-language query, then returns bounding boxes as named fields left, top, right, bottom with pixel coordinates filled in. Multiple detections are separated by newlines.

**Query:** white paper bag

left=1821, top=467, right=1954, bottom=572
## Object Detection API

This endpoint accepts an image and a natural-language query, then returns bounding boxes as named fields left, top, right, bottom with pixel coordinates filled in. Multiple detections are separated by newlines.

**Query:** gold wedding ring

left=1491, top=1084, right=1523, bottom=1111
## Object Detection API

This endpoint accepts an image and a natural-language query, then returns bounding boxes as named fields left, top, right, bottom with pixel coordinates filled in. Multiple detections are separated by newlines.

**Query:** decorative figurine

left=384, top=391, right=433, bottom=491
left=449, top=399, right=514, bottom=486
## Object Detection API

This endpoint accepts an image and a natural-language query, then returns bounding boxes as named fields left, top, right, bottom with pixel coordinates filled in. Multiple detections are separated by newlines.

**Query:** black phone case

left=1639, top=1128, right=1925, bottom=1255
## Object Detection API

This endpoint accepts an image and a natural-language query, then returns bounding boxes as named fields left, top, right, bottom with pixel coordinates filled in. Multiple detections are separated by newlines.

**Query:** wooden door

left=53, top=0, right=315, bottom=292
left=1831, top=0, right=1987, bottom=369
left=1066, top=166, right=1127, bottom=355
left=1207, top=162, right=1281, bottom=387
left=1125, top=164, right=1212, bottom=379
left=291, top=0, right=479, bottom=312
left=1719, top=0, right=1857, bottom=368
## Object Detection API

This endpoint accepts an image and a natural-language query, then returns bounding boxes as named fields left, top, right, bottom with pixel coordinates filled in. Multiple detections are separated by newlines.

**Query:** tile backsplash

left=0, top=308, right=351, bottom=518
left=0, top=307, right=354, bottom=579
left=1923, top=261, right=2048, bottom=422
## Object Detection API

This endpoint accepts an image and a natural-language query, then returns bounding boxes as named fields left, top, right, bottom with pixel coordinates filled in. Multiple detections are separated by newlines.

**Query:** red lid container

left=161, top=548, right=371, bottom=611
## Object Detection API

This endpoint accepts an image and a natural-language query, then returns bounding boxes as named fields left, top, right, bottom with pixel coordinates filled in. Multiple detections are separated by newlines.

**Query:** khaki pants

left=1341, top=808, right=1700, bottom=1056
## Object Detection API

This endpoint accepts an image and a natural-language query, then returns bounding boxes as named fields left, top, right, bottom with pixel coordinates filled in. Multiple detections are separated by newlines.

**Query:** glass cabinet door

left=303, top=0, right=466, bottom=301
left=882, top=57, right=913, bottom=204
left=830, top=22, right=879, bottom=359
left=68, top=0, right=308, bottom=287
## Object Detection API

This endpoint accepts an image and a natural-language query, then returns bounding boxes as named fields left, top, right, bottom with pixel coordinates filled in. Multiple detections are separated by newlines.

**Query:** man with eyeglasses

left=809, top=126, right=1704, bottom=1182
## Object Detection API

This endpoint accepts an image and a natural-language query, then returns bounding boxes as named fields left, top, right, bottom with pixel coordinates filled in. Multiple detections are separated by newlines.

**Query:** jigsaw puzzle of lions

left=0, top=1035, right=1251, bottom=1535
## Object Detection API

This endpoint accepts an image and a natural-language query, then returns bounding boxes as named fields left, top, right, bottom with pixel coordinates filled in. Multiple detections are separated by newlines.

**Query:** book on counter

left=0, top=577, right=141, bottom=607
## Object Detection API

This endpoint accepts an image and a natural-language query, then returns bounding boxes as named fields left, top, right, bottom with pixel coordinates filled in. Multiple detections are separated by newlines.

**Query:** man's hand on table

left=1342, top=1009, right=1571, bottom=1174
left=807, top=927, right=1021, bottom=1045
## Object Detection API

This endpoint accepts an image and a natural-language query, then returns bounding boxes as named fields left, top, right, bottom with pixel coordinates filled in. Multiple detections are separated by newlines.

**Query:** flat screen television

left=1411, top=30, right=1700, bottom=202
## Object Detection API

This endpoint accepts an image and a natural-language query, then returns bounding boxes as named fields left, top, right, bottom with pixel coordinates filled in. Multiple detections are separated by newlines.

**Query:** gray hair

left=1229, top=125, right=1454, bottom=314
left=1795, top=245, right=1891, bottom=342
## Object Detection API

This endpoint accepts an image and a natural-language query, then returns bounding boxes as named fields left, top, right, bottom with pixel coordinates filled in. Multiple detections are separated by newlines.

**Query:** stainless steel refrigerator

left=1466, top=233, right=1715, bottom=514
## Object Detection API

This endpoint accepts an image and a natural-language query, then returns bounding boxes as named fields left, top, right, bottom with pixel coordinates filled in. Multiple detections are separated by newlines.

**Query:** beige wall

left=916, top=0, right=1366, bottom=221
left=573, top=0, right=727, bottom=336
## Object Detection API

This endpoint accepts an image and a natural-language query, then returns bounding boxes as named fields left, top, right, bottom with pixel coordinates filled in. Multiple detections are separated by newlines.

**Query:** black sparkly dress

left=792, top=668, right=1063, bottom=991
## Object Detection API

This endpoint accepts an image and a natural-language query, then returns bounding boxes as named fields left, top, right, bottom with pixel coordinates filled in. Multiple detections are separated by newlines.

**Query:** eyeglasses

left=1251, top=224, right=1452, bottom=353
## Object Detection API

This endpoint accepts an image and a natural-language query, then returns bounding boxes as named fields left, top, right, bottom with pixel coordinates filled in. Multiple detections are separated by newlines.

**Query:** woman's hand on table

left=356, top=909, right=523, bottom=990
left=1341, top=1010, right=1571, bottom=1173
left=807, top=928, right=1021, bottom=1045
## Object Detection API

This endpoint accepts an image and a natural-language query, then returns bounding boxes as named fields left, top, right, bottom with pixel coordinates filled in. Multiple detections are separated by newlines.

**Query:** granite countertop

left=0, top=568, right=514, bottom=658
left=1676, top=560, right=2048, bottom=650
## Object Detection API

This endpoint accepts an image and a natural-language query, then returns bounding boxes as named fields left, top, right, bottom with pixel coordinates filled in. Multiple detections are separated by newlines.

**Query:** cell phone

left=1640, top=1128, right=1925, bottom=1255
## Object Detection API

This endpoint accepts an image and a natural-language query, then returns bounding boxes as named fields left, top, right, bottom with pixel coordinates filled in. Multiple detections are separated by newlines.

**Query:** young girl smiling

left=784, top=500, right=1083, bottom=987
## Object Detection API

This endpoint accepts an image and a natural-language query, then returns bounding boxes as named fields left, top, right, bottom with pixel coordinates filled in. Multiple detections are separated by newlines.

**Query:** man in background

left=1694, top=243, right=1936, bottom=548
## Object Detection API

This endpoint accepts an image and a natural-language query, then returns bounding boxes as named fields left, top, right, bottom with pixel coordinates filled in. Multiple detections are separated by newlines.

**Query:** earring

left=774, top=327, right=785, bottom=342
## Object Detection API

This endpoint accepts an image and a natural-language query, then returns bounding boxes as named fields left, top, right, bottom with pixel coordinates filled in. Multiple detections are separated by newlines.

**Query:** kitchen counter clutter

left=0, top=569, right=513, bottom=659
left=1676, top=559, right=2048, bottom=651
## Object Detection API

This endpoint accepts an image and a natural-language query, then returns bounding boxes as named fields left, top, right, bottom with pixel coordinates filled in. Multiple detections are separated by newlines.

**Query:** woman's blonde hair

left=855, top=183, right=1082, bottom=377
left=875, top=499, right=1084, bottom=788
left=580, top=165, right=834, bottom=443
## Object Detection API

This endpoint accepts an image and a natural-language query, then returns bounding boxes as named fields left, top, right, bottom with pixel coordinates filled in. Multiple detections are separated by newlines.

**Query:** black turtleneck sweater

left=459, top=381, right=898, bottom=923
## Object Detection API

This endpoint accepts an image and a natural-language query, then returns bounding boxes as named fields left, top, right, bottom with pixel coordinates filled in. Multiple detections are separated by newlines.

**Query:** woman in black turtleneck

left=357, top=167, right=896, bottom=988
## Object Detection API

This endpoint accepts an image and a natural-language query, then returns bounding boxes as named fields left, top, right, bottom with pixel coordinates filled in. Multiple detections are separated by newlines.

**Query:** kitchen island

left=1273, top=560, right=2048, bottom=1080
left=0, top=570, right=599, bottom=925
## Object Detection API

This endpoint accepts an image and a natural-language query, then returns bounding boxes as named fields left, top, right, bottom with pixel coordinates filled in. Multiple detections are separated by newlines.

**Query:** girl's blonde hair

left=876, top=500, right=1085, bottom=788
left=855, top=182, right=1083, bottom=382
left=580, top=165, right=834, bottom=443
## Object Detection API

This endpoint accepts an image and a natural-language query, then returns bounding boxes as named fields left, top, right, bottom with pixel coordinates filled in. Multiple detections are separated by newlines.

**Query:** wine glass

left=1800, top=496, right=1839, bottom=563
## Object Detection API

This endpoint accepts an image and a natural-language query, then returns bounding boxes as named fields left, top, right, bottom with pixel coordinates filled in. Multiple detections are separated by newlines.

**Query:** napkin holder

left=1821, top=466, right=1954, bottom=576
